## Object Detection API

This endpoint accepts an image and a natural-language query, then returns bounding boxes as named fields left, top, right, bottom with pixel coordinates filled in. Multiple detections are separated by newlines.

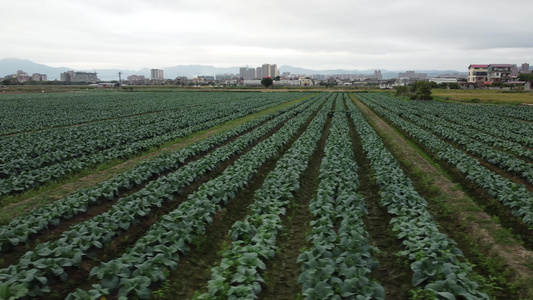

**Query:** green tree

left=394, top=85, right=409, bottom=96
left=261, top=77, right=273, bottom=88
left=412, top=81, right=432, bottom=100
left=518, top=73, right=533, bottom=82
left=448, top=82, right=460, bottom=89
left=2, top=78, right=19, bottom=85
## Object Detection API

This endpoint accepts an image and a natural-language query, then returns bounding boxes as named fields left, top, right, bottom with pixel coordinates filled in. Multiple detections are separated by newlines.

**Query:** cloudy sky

left=2, top=0, right=532, bottom=71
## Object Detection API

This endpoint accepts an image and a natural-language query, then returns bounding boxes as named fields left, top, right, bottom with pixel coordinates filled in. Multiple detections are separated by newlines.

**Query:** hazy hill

left=162, top=65, right=239, bottom=78
left=278, top=65, right=467, bottom=80
left=0, top=58, right=466, bottom=81
left=0, top=58, right=70, bottom=80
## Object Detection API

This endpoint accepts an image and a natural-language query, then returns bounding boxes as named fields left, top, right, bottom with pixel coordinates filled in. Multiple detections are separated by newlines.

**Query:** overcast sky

left=2, top=0, right=532, bottom=71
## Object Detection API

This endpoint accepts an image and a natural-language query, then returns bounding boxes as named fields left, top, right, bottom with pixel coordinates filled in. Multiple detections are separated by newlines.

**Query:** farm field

left=0, top=91, right=532, bottom=299
left=0, top=91, right=311, bottom=199
left=432, top=89, right=533, bottom=105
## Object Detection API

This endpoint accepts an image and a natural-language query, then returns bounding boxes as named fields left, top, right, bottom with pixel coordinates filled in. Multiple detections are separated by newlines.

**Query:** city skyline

left=2, top=57, right=531, bottom=88
left=2, top=1, right=532, bottom=72
left=2, top=57, right=481, bottom=82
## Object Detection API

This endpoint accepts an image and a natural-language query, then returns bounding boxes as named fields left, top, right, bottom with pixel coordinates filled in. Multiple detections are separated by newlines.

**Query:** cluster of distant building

left=1, top=62, right=385, bottom=87
left=237, top=65, right=386, bottom=87
left=380, top=63, right=532, bottom=90
left=239, top=63, right=279, bottom=80
left=3, top=70, right=47, bottom=83
left=3, top=62, right=531, bottom=89
left=467, top=63, right=530, bottom=85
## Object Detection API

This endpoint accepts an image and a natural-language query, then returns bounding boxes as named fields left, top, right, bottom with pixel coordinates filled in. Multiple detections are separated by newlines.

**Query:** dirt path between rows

left=346, top=101, right=412, bottom=299
left=260, top=103, right=332, bottom=300
left=352, top=96, right=533, bottom=298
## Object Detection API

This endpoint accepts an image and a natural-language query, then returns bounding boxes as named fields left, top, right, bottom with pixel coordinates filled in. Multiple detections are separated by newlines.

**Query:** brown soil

left=346, top=100, right=413, bottom=299
left=353, top=96, right=533, bottom=299
left=259, top=102, right=333, bottom=300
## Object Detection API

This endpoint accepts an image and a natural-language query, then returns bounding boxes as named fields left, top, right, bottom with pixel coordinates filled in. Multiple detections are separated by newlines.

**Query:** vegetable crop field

left=0, top=91, right=532, bottom=300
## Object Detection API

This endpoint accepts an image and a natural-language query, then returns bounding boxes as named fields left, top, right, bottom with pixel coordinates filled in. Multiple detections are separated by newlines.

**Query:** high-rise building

left=239, top=67, right=248, bottom=79
left=521, top=63, right=530, bottom=73
left=246, top=68, right=255, bottom=80
left=262, top=64, right=271, bottom=78
left=374, top=70, right=382, bottom=80
left=150, top=69, right=164, bottom=81
left=256, top=67, right=262, bottom=79
left=260, top=63, right=278, bottom=78
left=240, top=67, right=256, bottom=80
left=270, top=64, right=278, bottom=78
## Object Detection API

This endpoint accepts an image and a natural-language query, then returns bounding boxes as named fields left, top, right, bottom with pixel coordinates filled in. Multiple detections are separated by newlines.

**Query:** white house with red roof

left=468, top=64, right=520, bottom=84
left=487, top=64, right=514, bottom=83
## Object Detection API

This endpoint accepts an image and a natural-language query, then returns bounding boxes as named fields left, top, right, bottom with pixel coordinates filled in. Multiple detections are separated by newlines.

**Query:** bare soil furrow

left=259, top=106, right=332, bottom=300
left=346, top=99, right=412, bottom=300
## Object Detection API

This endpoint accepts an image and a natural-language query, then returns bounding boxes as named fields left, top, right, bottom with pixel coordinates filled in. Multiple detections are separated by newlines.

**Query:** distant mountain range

left=0, top=58, right=467, bottom=81
left=276, top=66, right=467, bottom=80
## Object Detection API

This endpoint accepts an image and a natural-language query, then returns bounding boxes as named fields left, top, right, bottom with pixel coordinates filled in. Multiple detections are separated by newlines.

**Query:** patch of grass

left=492, top=227, right=519, bottom=246
left=409, top=288, right=437, bottom=300
left=432, top=89, right=533, bottom=104
left=152, top=271, right=172, bottom=299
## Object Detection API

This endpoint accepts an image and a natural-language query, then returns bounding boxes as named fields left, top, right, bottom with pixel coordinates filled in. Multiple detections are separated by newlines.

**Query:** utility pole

left=118, top=72, right=122, bottom=88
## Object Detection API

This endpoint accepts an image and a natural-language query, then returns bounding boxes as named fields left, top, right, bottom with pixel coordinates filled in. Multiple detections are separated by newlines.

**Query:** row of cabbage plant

left=356, top=93, right=533, bottom=228
left=195, top=94, right=334, bottom=300
left=363, top=95, right=533, bottom=185
left=376, top=95, right=533, bottom=162
left=0, top=92, right=314, bottom=135
left=362, top=93, right=533, bottom=148
left=0, top=95, right=323, bottom=299
left=0, top=97, right=314, bottom=253
left=64, top=94, right=330, bottom=299
left=407, top=104, right=533, bottom=163
left=348, top=95, right=490, bottom=299
left=1, top=92, right=296, bottom=168
left=0, top=94, right=296, bottom=197
left=410, top=97, right=532, bottom=147
left=297, top=98, right=384, bottom=299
